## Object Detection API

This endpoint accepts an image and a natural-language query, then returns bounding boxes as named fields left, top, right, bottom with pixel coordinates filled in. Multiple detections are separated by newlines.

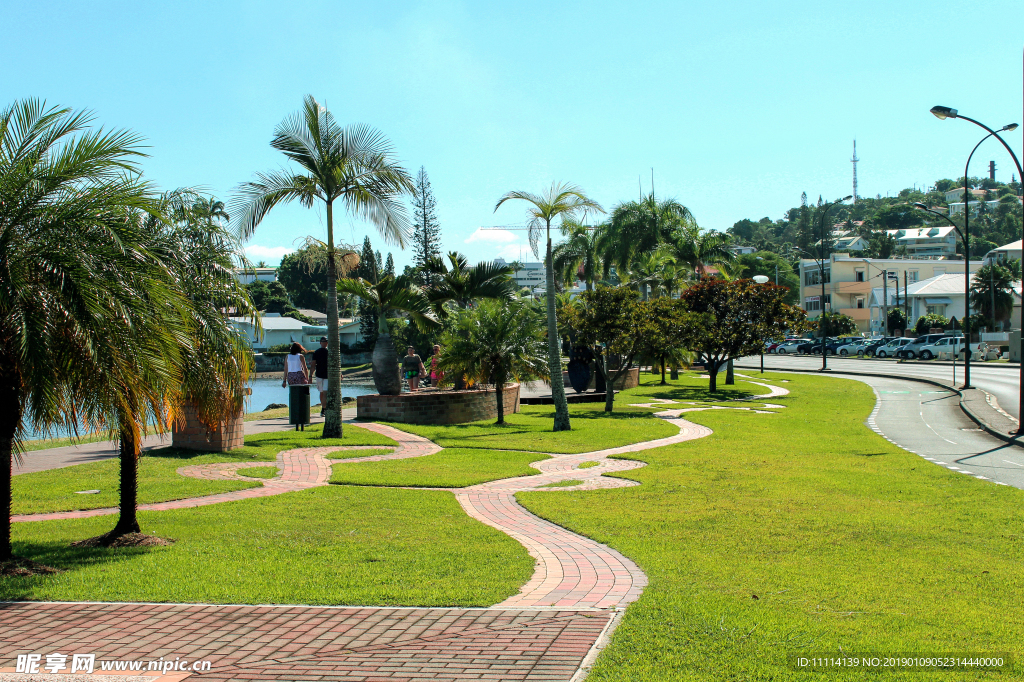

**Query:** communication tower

left=851, top=140, right=859, bottom=203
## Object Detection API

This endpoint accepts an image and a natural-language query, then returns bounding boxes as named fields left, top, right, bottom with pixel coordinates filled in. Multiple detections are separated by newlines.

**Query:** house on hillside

left=233, top=267, right=278, bottom=285
left=885, top=226, right=957, bottom=258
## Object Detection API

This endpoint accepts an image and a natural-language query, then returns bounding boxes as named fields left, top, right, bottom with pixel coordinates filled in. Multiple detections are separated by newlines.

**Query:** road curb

left=736, top=364, right=1024, bottom=449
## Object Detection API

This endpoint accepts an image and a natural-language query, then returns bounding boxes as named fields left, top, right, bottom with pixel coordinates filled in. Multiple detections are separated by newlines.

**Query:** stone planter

left=357, top=384, right=521, bottom=425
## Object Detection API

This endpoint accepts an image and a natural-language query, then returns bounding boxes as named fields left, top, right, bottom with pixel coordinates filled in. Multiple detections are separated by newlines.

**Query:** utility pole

left=904, top=271, right=910, bottom=328
left=883, top=273, right=889, bottom=335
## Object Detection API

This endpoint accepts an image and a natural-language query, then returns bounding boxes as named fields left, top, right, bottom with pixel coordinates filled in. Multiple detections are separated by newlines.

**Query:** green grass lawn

left=330, top=448, right=547, bottom=488
left=540, top=479, right=583, bottom=488
left=384, top=402, right=678, bottom=454
left=14, top=424, right=396, bottom=515
left=4, top=486, right=533, bottom=606
left=519, top=372, right=1024, bottom=681
left=240, top=466, right=279, bottom=479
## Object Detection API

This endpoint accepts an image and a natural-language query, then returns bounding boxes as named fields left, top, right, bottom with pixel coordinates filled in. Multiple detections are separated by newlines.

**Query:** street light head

left=912, top=202, right=928, bottom=210
left=1004, top=123, right=1020, bottom=132
left=841, top=195, right=853, bottom=201
left=931, top=106, right=958, bottom=120
left=752, top=275, right=770, bottom=284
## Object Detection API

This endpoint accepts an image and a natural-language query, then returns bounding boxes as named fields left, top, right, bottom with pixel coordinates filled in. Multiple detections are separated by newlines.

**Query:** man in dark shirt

left=309, top=337, right=341, bottom=414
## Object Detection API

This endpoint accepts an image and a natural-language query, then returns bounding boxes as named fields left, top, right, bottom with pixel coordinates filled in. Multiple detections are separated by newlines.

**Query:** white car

left=874, top=337, right=913, bottom=358
left=774, top=339, right=805, bottom=354
left=915, top=337, right=994, bottom=361
left=836, top=338, right=868, bottom=356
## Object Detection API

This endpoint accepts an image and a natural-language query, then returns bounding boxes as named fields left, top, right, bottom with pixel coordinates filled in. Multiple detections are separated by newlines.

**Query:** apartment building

left=884, top=226, right=957, bottom=258
left=798, top=253, right=982, bottom=333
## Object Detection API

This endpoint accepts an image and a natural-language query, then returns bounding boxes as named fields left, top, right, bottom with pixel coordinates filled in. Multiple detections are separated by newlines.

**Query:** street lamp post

left=815, top=196, right=853, bottom=371
left=753, top=274, right=770, bottom=373
left=913, top=203, right=975, bottom=388
left=931, top=107, right=1022, bottom=430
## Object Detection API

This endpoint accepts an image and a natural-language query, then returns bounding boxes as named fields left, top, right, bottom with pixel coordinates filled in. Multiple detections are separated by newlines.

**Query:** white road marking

left=920, top=407, right=957, bottom=445
left=1003, top=460, right=1024, bottom=467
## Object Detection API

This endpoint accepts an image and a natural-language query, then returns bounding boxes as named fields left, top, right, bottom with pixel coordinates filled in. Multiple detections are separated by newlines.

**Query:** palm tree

left=600, top=193, right=695, bottom=276
left=233, top=95, right=413, bottom=438
left=495, top=183, right=603, bottom=432
left=627, top=251, right=673, bottom=300
left=438, top=301, right=548, bottom=424
left=670, top=223, right=735, bottom=279
left=552, top=220, right=603, bottom=291
left=423, top=251, right=517, bottom=313
left=337, top=274, right=438, bottom=395
left=0, top=99, right=170, bottom=562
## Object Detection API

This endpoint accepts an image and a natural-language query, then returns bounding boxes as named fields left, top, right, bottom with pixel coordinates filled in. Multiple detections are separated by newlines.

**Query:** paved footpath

left=0, top=602, right=610, bottom=681
left=5, top=380, right=789, bottom=681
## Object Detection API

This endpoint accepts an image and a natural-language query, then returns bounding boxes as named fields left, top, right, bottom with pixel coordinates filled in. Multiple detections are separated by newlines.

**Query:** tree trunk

left=670, top=365, right=679, bottom=380
left=545, top=227, right=571, bottom=431
left=495, top=382, right=505, bottom=425
left=725, top=358, right=735, bottom=385
left=660, top=354, right=667, bottom=385
left=112, top=426, right=141, bottom=536
left=322, top=201, right=344, bottom=438
left=708, top=360, right=719, bottom=392
left=0, top=360, right=20, bottom=562
left=603, top=353, right=615, bottom=413
left=372, top=334, right=402, bottom=395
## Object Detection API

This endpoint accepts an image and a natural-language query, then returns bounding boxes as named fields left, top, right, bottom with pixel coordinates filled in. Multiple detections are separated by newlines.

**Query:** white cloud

left=245, top=245, right=294, bottom=264
left=464, top=228, right=520, bottom=244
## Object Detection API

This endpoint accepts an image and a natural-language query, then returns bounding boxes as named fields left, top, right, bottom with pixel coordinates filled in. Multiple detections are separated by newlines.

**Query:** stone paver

left=0, top=602, right=610, bottom=681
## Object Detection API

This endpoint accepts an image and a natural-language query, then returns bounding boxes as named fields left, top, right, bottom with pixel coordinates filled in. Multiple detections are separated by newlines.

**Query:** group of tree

left=1, top=99, right=254, bottom=566
left=727, top=179, right=1023, bottom=267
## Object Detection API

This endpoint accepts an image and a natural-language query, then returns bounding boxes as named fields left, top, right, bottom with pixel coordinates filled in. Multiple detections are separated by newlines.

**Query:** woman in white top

left=281, top=343, right=311, bottom=387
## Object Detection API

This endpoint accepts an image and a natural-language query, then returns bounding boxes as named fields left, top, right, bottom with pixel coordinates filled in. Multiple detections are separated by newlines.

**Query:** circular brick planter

left=356, top=384, right=521, bottom=425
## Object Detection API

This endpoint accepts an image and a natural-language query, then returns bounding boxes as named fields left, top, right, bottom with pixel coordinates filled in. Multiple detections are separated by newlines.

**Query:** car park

left=774, top=339, right=805, bottom=354
left=836, top=338, right=869, bottom=356
left=899, top=333, right=955, bottom=359
left=863, top=337, right=897, bottom=357
left=874, top=337, right=912, bottom=358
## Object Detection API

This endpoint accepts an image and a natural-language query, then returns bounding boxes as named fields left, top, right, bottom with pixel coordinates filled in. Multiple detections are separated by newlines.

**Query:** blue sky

left=4, top=0, right=1022, bottom=269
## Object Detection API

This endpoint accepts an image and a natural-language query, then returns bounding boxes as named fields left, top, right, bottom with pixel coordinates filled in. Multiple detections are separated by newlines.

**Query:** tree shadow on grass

left=0, top=539, right=164, bottom=600
left=625, top=385, right=762, bottom=403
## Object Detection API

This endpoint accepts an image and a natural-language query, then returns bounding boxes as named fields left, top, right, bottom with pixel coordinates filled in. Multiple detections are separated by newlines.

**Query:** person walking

left=402, top=346, right=426, bottom=392
left=309, top=336, right=342, bottom=415
left=281, top=343, right=311, bottom=388
left=428, top=344, right=444, bottom=388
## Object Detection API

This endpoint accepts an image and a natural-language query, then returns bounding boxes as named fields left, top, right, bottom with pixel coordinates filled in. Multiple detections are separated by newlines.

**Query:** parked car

left=863, top=337, right=897, bottom=357
left=836, top=338, right=869, bottom=356
left=765, top=341, right=781, bottom=353
left=775, top=339, right=806, bottom=354
left=900, top=333, right=955, bottom=359
left=874, top=337, right=913, bottom=358
left=913, top=335, right=966, bottom=360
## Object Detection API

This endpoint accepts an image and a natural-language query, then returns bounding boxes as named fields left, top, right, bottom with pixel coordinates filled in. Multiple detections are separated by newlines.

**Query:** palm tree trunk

left=0, top=360, right=21, bottom=561
left=603, top=353, right=615, bottom=413
left=112, top=426, right=141, bottom=536
left=708, top=360, right=719, bottom=392
left=495, top=381, right=505, bottom=425
left=725, top=358, right=735, bottom=385
left=323, top=201, right=344, bottom=438
left=661, top=354, right=667, bottom=385
left=545, top=225, right=571, bottom=431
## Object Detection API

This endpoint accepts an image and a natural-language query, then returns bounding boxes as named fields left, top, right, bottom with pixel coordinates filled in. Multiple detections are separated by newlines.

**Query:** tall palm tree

left=552, top=220, right=603, bottom=291
left=233, top=95, right=413, bottom=437
left=601, top=193, right=695, bottom=276
left=0, top=99, right=169, bottom=562
left=670, top=223, right=735, bottom=279
left=423, top=251, right=517, bottom=313
left=495, top=183, right=603, bottom=431
left=337, top=274, right=438, bottom=395
left=438, top=301, right=549, bottom=424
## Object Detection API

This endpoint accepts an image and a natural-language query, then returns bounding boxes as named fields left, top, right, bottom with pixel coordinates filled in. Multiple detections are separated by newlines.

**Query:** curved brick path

left=11, top=423, right=439, bottom=524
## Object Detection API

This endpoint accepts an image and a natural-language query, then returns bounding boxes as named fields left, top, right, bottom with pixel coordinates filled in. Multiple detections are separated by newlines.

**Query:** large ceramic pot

left=372, top=334, right=402, bottom=395
left=566, top=358, right=591, bottom=393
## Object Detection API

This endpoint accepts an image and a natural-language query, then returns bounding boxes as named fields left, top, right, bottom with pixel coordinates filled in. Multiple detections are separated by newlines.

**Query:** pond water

left=21, top=378, right=378, bottom=442
left=246, top=377, right=376, bottom=412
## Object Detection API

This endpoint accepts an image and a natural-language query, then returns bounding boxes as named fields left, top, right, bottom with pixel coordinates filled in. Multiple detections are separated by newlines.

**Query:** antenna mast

left=851, top=140, right=859, bottom=204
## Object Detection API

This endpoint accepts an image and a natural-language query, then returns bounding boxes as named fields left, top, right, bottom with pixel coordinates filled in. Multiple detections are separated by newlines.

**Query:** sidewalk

left=14, top=409, right=357, bottom=476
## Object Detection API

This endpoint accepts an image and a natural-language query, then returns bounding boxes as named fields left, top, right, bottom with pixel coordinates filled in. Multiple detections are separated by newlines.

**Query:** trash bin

left=289, top=384, right=311, bottom=430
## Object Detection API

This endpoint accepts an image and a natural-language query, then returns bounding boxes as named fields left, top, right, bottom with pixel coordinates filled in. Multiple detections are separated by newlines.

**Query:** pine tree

left=411, top=166, right=441, bottom=283
left=385, top=253, right=395, bottom=277
left=357, top=236, right=379, bottom=345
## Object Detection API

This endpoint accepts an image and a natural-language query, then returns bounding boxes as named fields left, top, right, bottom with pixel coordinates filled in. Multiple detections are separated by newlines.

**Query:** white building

left=233, top=267, right=278, bottom=285
left=229, top=314, right=329, bottom=352
left=730, top=245, right=757, bottom=255
left=983, top=240, right=1022, bottom=266
left=885, top=226, right=957, bottom=258
left=867, top=272, right=1022, bottom=334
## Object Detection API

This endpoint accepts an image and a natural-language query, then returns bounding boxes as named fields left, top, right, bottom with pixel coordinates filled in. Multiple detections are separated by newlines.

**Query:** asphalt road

left=754, top=353, right=1022, bottom=424
left=737, top=366, right=1024, bottom=490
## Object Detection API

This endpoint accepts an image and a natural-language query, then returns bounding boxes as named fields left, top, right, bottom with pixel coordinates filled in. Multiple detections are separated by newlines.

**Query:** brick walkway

left=0, top=602, right=611, bottom=681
